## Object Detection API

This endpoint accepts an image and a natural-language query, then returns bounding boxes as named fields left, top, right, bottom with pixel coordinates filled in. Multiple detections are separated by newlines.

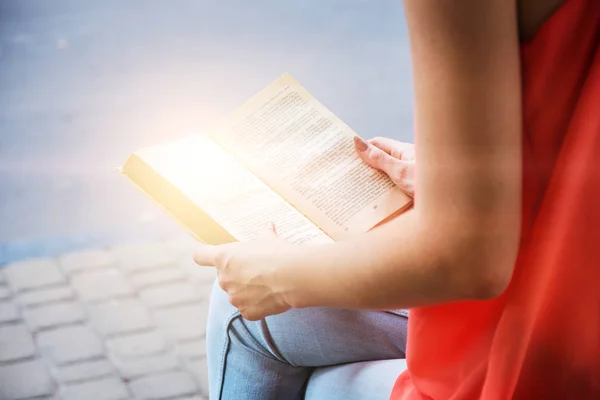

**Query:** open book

left=119, top=73, right=412, bottom=245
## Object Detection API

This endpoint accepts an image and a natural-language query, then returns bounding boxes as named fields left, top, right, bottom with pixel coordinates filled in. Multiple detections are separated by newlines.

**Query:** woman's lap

left=206, top=281, right=408, bottom=399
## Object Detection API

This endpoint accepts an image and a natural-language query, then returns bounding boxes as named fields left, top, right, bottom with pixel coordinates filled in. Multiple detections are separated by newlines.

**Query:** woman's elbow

left=444, top=227, right=521, bottom=301
left=468, top=258, right=515, bottom=300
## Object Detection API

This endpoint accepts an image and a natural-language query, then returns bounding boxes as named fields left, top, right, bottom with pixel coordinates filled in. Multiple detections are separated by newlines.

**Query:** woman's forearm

left=274, top=0, right=523, bottom=312
left=191, top=0, right=522, bottom=322
left=277, top=207, right=510, bottom=311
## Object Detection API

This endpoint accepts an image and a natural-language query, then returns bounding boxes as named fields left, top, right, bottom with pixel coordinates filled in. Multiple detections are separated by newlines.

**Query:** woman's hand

left=353, top=136, right=415, bottom=197
left=193, top=224, right=294, bottom=321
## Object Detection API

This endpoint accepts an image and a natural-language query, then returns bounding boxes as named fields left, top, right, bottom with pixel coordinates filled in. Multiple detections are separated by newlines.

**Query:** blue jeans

left=206, top=282, right=409, bottom=400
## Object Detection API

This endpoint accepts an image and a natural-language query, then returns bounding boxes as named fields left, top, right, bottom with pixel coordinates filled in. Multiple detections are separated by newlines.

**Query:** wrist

left=270, top=246, right=316, bottom=309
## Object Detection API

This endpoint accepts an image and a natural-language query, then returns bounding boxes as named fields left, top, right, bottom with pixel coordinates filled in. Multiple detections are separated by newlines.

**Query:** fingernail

left=353, top=136, right=369, bottom=152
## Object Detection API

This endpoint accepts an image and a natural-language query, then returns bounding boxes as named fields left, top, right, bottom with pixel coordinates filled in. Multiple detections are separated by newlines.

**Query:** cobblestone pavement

left=0, top=237, right=216, bottom=400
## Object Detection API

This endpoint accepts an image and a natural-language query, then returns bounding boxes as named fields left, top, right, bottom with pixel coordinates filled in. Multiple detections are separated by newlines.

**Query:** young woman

left=195, top=0, right=600, bottom=398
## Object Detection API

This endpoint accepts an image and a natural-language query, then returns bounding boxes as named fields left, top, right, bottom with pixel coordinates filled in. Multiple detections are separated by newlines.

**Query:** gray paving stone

left=180, top=258, right=217, bottom=287
left=24, top=302, right=86, bottom=331
left=61, top=376, right=129, bottom=400
left=106, top=330, right=168, bottom=358
left=154, top=303, right=209, bottom=342
left=177, top=338, right=206, bottom=360
left=89, top=299, right=152, bottom=337
left=4, top=258, right=66, bottom=292
left=54, top=358, right=115, bottom=384
left=0, top=285, right=11, bottom=300
left=0, top=359, right=55, bottom=400
left=37, top=325, right=103, bottom=366
left=112, top=351, right=180, bottom=380
left=0, top=301, right=20, bottom=324
left=129, top=371, right=197, bottom=400
left=59, top=249, right=116, bottom=276
left=185, top=359, right=209, bottom=396
left=0, top=324, right=36, bottom=363
left=139, top=283, right=203, bottom=309
left=110, top=243, right=175, bottom=273
left=18, top=286, right=75, bottom=307
left=72, top=269, right=133, bottom=302
left=130, top=267, right=187, bottom=290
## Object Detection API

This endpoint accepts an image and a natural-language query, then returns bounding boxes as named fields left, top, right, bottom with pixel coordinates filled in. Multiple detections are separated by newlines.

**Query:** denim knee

left=206, top=280, right=282, bottom=363
left=206, top=280, right=242, bottom=398
left=207, top=280, right=240, bottom=340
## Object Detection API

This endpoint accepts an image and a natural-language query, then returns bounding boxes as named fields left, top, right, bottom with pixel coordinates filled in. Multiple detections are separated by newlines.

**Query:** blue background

left=0, top=0, right=414, bottom=263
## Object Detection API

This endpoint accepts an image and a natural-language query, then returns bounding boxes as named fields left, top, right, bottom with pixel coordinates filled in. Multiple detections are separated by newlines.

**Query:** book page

left=208, top=73, right=411, bottom=240
left=136, top=134, right=332, bottom=245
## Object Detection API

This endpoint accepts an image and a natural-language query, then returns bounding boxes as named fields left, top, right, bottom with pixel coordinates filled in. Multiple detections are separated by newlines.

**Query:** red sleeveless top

left=391, top=0, right=600, bottom=398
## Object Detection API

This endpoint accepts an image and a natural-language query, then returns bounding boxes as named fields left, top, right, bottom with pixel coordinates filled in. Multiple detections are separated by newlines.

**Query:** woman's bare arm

left=278, top=0, right=523, bottom=310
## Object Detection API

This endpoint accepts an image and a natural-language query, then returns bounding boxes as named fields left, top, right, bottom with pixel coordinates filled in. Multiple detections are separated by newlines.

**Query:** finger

left=258, top=222, right=278, bottom=240
left=241, top=310, right=265, bottom=321
left=368, top=137, right=414, bottom=160
left=355, top=136, right=405, bottom=180
left=241, top=303, right=290, bottom=321
left=393, top=160, right=415, bottom=197
left=193, top=245, right=221, bottom=267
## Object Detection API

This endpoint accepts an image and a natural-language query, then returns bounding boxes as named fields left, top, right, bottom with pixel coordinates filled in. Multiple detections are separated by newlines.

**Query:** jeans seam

left=217, top=310, right=242, bottom=400
left=384, top=309, right=409, bottom=318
